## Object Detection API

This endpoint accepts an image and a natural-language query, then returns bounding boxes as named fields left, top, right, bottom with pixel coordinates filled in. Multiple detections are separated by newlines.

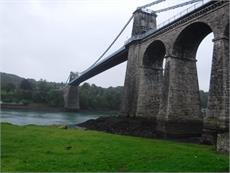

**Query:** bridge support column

left=135, top=40, right=165, bottom=118
left=132, top=9, right=157, bottom=36
left=121, top=9, right=157, bottom=117
left=63, top=85, right=80, bottom=112
left=120, top=44, right=141, bottom=117
left=63, top=72, right=80, bottom=112
left=157, top=55, right=202, bottom=138
left=202, top=36, right=229, bottom=152
left=136, top=66, right=163, bottom=118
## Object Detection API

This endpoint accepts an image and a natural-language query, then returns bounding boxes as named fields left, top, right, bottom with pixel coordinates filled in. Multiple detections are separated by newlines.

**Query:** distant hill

left=0, top=72, right=25, bottom=88
left=0, top=72, right=63, bottom=89
left=0, top=72, right=123, bottom=110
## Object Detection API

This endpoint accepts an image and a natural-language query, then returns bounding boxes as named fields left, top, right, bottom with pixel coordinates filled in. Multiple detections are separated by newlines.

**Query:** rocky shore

left=77, top=116, right=202, bottom=144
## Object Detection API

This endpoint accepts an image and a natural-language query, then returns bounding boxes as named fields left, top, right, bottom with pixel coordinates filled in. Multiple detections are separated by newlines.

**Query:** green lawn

left=1, top=123, right=229, bottom=172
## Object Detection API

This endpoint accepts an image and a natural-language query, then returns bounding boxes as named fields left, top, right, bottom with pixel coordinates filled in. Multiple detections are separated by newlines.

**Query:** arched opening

left=136, top=40, right=166, bottom=117
left=173, top=22, right=212, bottom=59
left=170, top=22, right=213, bottom=119
left=196, top=33, right=214, bottom=112
left=143, top=40, right=166, bottom=69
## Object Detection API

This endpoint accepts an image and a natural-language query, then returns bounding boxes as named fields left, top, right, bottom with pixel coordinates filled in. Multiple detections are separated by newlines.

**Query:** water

left=0, top=109, right=112, bottom=126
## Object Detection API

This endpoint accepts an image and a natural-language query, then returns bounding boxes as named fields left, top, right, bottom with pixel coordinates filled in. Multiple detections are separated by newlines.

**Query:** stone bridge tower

left=63, top=72, right=80, bottom=111
left=121, top=8, right=158, bottom=117
left=132, top=8, right=157, bottom=36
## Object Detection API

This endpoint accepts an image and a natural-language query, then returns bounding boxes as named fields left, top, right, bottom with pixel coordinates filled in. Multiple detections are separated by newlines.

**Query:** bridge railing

left=157, top=0, right=211, bottom=29
left=126, top=0, right=212, bottom=43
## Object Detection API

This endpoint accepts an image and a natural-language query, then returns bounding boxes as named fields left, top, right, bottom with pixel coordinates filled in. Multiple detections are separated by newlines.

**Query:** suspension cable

left=61, top=73, right=71, bottom=89
left=79, top=14, right=134, bottom=74
left=155, top=0, right=202, bottom=13
left=77, top=0, right=166, bottom=76
left=138, top=0, right=166, bottom=9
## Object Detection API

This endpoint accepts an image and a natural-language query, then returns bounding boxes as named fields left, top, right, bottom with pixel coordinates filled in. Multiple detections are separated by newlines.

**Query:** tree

left=18, top=79, right=33, bottom=102
left=47, top=90, right=64, bottom=107
left=3, top=83, right=16, bottom=93
left=37, top=79, right=50, bottom=91
left=33, top=80, right=51, bottom=103
left=79, top=83, right=123, bottom=110
left=200, top=90, right=209, bottom=109
left=20, top=79, right=33, bottom=90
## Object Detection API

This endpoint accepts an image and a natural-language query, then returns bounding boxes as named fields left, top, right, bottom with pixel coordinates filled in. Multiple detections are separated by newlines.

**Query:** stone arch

left=173, top=22, right=213, bottom=59
left=170, top=22, right=214, bottom=118
left=136, top=40, right=166, bottom=118
left=143, top=40, right=166, bottom=69
left=157, top=22, right=215, bottom=137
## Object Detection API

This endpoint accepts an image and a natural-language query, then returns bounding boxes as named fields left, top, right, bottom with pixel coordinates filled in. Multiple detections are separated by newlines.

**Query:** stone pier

left=121, top=8, right=158, bottom=117
left=121, top=1, right=229, bottom=146
left=63, top=72, right=80, bottom=111
left=201, top=26, right=229, bottom=152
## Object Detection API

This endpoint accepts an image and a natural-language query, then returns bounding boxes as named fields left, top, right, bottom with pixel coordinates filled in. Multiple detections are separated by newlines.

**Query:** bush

left=47, top=90, right=64, bottom=107
left=20, top=99, right=32, bottom=105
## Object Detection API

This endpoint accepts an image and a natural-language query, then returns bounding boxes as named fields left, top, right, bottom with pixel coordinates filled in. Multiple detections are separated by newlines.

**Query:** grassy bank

left=1, top=123, right=229, bottom=172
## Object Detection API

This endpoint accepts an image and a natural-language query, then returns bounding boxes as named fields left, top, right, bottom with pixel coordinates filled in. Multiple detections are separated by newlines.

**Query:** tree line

left=1, top=76, right=209, bottom=110
left=1, top=79, right=64, bottom=106
left=1, top=78, right=123, bottom=110
left=79, top=83, right=122, bottom=110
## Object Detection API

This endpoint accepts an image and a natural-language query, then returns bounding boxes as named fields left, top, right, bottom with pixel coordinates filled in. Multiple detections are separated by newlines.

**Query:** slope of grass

left=1, top=123, right=229, bottom=172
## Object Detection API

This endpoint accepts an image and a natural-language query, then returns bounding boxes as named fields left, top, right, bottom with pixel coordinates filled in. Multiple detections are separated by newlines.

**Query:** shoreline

left=0, top=103, right=120, bottom=114
left=1, top=103, right=65, bottom=112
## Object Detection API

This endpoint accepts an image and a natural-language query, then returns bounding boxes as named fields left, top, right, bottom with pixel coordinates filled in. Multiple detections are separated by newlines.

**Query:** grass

left=1, top=123, right=229, bottom=172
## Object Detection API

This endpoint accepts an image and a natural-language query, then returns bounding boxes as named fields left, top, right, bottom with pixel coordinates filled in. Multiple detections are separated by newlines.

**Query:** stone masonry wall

left=63, top=85, right=80, bottom=111
left=121, top=1, right=229, bottom=141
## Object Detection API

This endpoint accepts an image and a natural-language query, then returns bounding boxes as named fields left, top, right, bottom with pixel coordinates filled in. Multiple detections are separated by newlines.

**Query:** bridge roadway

left=69, top=0, right=215, bottom=86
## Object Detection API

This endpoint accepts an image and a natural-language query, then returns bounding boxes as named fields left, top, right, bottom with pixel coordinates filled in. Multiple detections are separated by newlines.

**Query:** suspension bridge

left=63, top=0, right=229, bottom=152
left=67, top=0, right=210, bottom=86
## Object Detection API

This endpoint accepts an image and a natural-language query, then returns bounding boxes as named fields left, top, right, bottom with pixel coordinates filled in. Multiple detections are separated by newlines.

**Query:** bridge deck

left=69, top=46, right=128, bottom=86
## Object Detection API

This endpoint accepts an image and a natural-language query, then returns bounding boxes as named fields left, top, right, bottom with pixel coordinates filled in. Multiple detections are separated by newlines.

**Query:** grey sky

left=0, top=0, right=213, bottom=91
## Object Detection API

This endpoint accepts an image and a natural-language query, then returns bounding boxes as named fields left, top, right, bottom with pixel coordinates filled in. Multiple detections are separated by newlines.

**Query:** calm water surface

left=0, top=109, right=112, bottom=126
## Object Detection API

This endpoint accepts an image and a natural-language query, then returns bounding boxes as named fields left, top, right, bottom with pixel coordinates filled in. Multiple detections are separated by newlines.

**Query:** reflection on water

left=0, top=109, right=112, bottom=126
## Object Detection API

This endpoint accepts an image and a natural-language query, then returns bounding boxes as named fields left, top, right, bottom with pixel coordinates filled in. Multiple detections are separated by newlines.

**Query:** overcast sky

left=0, top=0, right=213, bottom=91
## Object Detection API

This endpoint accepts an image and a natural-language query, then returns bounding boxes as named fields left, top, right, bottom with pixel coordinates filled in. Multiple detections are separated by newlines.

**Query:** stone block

left=217, top=132, right=229, bottom=153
